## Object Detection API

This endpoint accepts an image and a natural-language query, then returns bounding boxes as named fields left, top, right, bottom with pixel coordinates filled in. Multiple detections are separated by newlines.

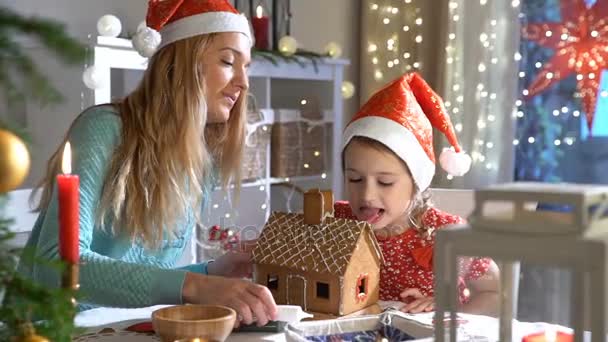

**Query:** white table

left=74, top=304, right=581, bottom=342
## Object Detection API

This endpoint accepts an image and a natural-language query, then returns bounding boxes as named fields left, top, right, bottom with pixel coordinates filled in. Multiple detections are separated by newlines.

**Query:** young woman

left=21, top=0, right=277, bottom=327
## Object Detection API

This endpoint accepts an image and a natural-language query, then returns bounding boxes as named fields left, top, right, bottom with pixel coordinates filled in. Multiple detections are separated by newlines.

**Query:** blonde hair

left=33, top=33, right=247, bottom=247
left=343, top=136, right=433, bottom=229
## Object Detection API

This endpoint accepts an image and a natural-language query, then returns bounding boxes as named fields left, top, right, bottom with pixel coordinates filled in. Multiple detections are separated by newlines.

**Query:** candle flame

left=62, top=141, right=72, bottom=174
left=256, top=5, right=263, bottom=18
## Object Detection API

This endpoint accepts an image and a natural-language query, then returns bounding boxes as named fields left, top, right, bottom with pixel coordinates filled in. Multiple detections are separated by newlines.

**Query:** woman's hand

left=400, top=288, right=434, bottom=313
left=182, top=272, right=278, bottom=327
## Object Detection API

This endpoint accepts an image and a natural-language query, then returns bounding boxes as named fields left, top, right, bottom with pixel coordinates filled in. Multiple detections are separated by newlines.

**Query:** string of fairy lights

left=366, top=0, right=468, bottom=182
left=365, top=0, right=589, bottom=182
left=443, top=0, right=508, bottom=180
left=367, top=1, right=425, bottom=84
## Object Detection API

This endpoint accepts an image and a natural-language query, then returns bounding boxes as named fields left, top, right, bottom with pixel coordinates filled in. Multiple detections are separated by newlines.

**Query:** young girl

left=19, top=0, right=276, bottom=327
left=335, top=72, right=500, bottom=316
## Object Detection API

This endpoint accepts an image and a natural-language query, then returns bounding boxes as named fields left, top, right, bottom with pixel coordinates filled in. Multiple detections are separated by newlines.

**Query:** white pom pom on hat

left=132, top=26, right=161, bottom=58
left=439, top=147, right=472, bottom=176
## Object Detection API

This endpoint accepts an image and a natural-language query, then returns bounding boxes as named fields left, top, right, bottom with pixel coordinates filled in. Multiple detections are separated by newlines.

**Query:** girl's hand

left=182, top=272, right=278, bottom=327
left=400, top=288, right=435, bottom=313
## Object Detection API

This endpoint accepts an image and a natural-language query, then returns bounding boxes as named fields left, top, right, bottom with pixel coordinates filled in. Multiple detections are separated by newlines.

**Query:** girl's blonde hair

left=343, top=136, right=433, bottom=229
left=33, top=33, right=247, bottom=247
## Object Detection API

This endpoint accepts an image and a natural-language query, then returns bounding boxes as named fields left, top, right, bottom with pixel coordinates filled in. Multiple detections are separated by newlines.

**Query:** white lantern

left=341, top=81, right=355, bottom=99
left=278, top=36, right=297, bottom=56
left=324, top=41, right=343, bottom=59
left=434, top=182, right=608, bottom=342
left=97, top=14, right=122, bottom=37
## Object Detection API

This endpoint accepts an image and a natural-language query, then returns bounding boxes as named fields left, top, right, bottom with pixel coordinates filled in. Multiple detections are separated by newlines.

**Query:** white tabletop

left=74, top=304, right=581, bottom=342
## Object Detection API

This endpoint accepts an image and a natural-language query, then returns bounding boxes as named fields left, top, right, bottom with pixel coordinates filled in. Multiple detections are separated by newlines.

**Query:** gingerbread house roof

left=252, top=212, right=385, bottom=275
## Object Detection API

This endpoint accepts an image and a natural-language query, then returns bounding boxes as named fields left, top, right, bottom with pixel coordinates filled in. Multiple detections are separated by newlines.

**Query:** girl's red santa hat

left=133, top=0, right=252, bottom=58
left=343, top=72, right=471, bottom=191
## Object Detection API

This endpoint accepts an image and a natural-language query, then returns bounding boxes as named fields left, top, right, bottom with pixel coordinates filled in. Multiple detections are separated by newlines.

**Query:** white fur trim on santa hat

left=343, top=116, right=436, bottom=191
left=439, top=147, right=471, bottom=176
left=160, top=11, right=252, bottom=49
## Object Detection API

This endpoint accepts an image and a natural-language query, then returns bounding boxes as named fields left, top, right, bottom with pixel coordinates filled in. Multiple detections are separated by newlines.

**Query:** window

left=267, top=274, right=279, bottom=290
left=356, top=274, right=369, bottom=302
left=358, top=276, right=367, bottom=295
left=316, top=282, right=330, bottom=299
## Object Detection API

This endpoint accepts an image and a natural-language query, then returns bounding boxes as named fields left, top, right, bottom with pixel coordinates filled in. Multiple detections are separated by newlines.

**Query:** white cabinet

left=90, top=36, right=348, bottom=243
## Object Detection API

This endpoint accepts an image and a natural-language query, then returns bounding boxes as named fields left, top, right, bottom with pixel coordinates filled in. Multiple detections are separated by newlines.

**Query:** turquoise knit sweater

left=19, top=105, right=209, bottom=310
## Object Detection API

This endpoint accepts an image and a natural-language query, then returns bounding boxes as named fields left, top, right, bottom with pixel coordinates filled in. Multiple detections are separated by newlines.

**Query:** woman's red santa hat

left=133, top=0, right=252, bottom=58
left=342, top=72, right=471, bottom=191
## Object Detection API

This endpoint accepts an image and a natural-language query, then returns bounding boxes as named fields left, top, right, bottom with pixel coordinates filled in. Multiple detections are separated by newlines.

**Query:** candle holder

left=61, top=262, right=80, bottom=293
left=61, top=261, right=80, bottom=320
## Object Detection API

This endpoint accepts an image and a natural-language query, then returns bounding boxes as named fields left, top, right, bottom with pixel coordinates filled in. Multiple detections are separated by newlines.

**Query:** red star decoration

left=522, top=0, right=608, bottom=132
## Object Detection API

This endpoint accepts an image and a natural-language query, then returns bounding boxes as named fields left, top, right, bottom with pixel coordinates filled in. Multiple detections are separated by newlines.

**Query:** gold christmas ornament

left=16, top=322, right=50, bottom=342
left=18, top=333, right=49, bottom=342
left=0, top=129, right=30, bottom=192
left=278, top=36, right=297, bottom=56
left=341, top=81, right=356, bottom=99
left=324, top=42, right=343, bottom=59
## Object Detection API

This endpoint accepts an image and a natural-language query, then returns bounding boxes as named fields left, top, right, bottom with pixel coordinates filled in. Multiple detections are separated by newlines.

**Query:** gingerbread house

left=252, top=189, right=384, bottom=317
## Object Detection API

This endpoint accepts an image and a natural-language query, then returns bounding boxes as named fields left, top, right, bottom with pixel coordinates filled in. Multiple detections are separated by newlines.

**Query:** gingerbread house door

left=287, top=275, right=307, bottom=310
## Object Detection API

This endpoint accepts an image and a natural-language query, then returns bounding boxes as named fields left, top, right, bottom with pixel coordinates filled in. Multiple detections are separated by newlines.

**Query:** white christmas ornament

left=97, top=14, right=122, bottom=38
left=325, top=42, right=343, bottom=59
left=439, top=147, right=472, bottom=176
left=82, top=66, right=105, bottom=89
left=278, top=36, right=297, bottom=56
left=132, top=26, right=161, bottom=58
left=341, top=81, right=355, bottom=99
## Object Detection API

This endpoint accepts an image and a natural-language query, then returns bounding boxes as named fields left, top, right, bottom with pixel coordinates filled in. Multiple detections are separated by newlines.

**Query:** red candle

left=252, top=5, right=269, bottom=50
left=57, top=141, right=80, bottom=264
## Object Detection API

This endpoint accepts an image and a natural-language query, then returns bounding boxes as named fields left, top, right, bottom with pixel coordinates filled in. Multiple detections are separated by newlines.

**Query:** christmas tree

left=0, top=5, right=85, bottom=342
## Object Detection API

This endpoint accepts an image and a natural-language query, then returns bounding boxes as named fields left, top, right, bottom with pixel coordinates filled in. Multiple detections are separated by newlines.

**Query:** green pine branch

left=0, top=6, right=86, bottom=341
left=0, top=248, right=81, bottom=341
left=252, top=48, right=330, bottom=73
left=0, top=8, right=85, bottom=64
left=0, top=201, right=82, bottom=341
left=0, top=6, right=86, bottom=112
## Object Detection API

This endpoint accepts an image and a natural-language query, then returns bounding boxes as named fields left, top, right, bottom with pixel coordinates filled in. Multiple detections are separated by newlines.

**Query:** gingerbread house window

left=356, top=274, right=369, bottom=302
left=316, top=282, right=330, bottom=299
left=267, top=275, right=279, bottom=290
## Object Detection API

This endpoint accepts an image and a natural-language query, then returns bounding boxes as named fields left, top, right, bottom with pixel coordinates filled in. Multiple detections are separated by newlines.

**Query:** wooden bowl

left=152, top=305, right=236, bottom=342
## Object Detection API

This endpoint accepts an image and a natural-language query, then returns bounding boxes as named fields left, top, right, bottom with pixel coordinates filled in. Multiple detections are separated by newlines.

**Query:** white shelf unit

left=90, top=36, right=348, bottom=235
